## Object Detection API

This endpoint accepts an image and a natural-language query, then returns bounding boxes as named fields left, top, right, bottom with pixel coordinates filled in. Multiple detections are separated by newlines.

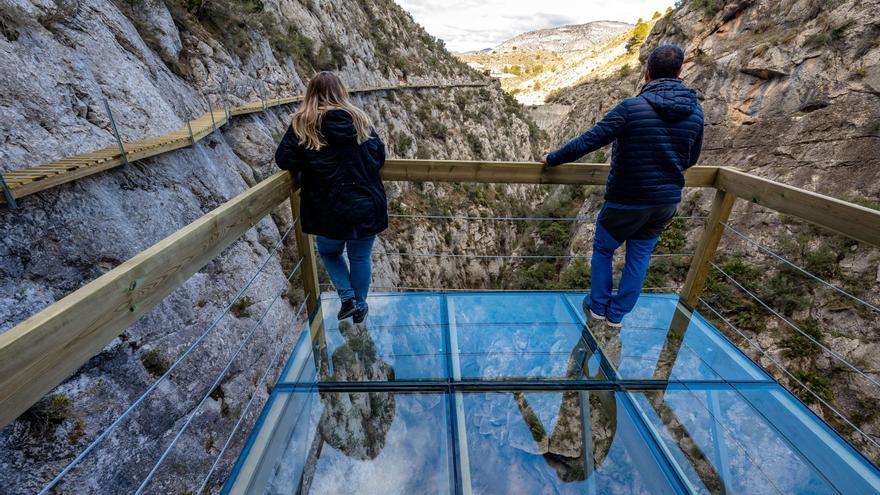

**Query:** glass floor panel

left=227, top=391, right=452, bottom=494
left=461, top=391, right=682, bottom=494
left=565, top=294, right=769, bottom=383
left=455, top=323, right=605, bottom=381
left=631, top=383, right=880, bottom=494
left=224, top=292, right=880, bottom=494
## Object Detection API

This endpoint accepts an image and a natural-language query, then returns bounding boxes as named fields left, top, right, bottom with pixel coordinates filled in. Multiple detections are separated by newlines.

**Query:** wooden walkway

left=0, top=83, right=486, bottom=206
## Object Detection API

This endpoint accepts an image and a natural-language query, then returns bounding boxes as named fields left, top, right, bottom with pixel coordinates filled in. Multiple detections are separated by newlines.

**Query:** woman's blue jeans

left=315, top=236, right=375, bottom=311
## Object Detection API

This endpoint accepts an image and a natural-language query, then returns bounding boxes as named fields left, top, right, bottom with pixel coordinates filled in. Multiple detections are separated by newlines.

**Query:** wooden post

left=680, top=189, right=737, bottom=308
left=290, top=188, right=320, bottom=315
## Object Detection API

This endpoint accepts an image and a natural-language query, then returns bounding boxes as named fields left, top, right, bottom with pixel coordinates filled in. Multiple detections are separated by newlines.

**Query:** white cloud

left=393, top=0, right=678, bottom=52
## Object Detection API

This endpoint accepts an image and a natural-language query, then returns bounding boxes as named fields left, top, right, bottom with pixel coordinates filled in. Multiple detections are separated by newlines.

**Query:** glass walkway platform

left=222, top=292, right=880, bottom=494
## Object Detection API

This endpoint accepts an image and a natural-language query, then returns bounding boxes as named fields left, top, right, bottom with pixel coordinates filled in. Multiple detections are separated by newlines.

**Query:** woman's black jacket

left=275, top=110, right=388, bottom=240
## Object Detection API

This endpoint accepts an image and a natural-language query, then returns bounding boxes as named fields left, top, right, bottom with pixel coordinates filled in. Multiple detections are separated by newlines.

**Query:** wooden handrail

left=0, top=172, right=293, bottom=427
left=716, top=167, right=880, bottom=247
left=383, top=160, right=720, bottom=187
left=1, top=160, right=878, bottom=429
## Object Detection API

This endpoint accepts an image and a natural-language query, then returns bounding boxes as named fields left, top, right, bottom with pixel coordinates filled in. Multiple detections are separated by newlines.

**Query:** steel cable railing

left=134, top=259, right=304, bottom=493
left=194, top=296, right=310, bottom=495
left=699, top=298, right=880, bottom=453
left=38, top=223, right=297, bottom=494
left=722, top=222, right=880, bottom=313
left=709, top=261, right=880, bottom=391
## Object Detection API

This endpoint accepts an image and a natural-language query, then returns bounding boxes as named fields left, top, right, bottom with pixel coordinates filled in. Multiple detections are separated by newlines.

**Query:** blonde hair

left=292, top=72, right=373, bottom=150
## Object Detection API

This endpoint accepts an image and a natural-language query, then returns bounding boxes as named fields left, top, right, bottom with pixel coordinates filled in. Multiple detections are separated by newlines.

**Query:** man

left=541, top=45, right=704, bottom=328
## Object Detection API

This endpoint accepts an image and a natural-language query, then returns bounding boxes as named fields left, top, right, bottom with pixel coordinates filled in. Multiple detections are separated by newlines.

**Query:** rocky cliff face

left=0, top=0, right=541, bottom=492
left=547, top=0, right=880, bottom=461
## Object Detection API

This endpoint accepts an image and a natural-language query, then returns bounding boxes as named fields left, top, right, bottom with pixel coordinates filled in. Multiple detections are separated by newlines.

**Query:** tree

left=625, top=20, right=651, bottom=54
left=652, top=11, right=662, bottom=19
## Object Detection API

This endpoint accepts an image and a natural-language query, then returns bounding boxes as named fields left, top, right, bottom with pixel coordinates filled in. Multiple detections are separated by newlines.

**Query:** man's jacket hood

left=639, top=78, right=699, bottom=122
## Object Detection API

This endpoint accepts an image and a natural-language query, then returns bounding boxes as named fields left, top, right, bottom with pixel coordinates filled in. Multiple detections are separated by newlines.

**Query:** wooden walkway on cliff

left=0, top=82, right=487, bottom=207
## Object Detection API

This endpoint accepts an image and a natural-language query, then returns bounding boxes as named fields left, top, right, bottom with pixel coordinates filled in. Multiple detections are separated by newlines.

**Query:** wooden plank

left=680, top=188, right=737, bottom=307
left=382, top=160, right=719, bottom=187
left=10, top=158, right=126, bottom=198
left=716, top=167, right=880, bottom=247
left=0, top=172, right=293, bottom=428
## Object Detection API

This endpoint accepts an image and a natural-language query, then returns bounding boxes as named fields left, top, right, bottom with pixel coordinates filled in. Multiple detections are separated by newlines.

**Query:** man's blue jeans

left=316, top=236, right=376, bottom=311
left=589, top=204, right=676, bottom=323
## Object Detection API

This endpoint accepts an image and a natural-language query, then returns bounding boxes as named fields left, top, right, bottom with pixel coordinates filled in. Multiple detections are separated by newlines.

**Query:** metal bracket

left=256, top=82, right=267, bottom=111
left=222, top=68, right=231, bottom=120
left=202, top=91, right=216, bottom=133
left=185, top=111, right=195, bottom=145
left=0, top=174, right=17, bottom=209
left=102, top=98, right=130, bottom=169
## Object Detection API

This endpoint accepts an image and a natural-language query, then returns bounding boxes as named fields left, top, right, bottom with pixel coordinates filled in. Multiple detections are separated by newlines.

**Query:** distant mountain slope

left=494, top=21, right=632, bottom=53
left=459, top=17, right=662, bottom=106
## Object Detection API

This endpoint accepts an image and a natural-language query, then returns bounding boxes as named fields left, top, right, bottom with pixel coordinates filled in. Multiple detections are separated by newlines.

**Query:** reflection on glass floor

left=223, top=293, right=880, bottom=495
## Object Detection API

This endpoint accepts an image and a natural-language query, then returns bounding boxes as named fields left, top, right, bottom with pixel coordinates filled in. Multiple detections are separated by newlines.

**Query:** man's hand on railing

left=540, top=154, right=549, bottom=167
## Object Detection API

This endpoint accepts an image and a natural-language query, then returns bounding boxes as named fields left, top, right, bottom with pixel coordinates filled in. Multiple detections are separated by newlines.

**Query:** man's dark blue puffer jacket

left=547, top=78, right=704, bottom=205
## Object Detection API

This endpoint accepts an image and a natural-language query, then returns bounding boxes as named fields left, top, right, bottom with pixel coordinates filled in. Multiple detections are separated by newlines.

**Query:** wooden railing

left=0, top=160, right=878, bottom=428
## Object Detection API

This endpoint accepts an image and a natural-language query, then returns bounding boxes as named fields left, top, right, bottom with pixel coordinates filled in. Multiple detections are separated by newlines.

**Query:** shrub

left=560, top=259, right=590, bottom=289
left=804, top=245, right=839, bottom=279
left=141, top=349, right=170, bottom=377
left=519, top=262, right=559, bottom=290
left=426, top=120, right=448, bottom=140
left=19, top=394, right=72, bottom=439
left=657, top=219, right=688, bottom=253
left=625, top=20, right=651, bottom=54
left=396, top=133, right=413, bottom=154
left=781, top=319, right=825, bottom=360
left=538, top=221, right=572, bottom=254
left=618, top=64, right=634, bottom=79
left=792, top=370, right=834, bottom=404
left=465, top=131, right=483, bottom=157
left=763, top=266, right=810, bottom=316
left=691, top=0, right=723, bottom=16
left=231, top=296, right=254, bottom=318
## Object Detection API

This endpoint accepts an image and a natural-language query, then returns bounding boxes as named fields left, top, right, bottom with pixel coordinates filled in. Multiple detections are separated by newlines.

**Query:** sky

left=393, top=0, right=678, bottom=53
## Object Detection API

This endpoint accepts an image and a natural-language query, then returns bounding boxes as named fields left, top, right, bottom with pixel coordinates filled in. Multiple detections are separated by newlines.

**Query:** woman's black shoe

left=353, top=306, right=369, bottom=324
left=337, top=299, right=357, bottom=320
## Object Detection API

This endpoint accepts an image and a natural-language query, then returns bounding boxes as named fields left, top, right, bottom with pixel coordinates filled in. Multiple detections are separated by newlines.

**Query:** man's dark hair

left=647, top=45, right=685, bottom=79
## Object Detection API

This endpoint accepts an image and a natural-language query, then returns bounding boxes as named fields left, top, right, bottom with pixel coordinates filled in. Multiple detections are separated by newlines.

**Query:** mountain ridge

left=481, top=20, right=633, bottom=54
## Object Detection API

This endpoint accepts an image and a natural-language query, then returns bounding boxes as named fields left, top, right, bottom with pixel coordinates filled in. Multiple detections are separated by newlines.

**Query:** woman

left=275, top=72, right=387, bottom=323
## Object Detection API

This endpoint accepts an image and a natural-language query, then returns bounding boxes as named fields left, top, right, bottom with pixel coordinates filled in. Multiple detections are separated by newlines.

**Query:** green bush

left=141, top=349, right=170, bottom=377
left=625, top=20, right=651, bottom=54
left=426, top=120, right=448, bottom=140
left=763, top=266, right=810, bottom=316
left=781, top=319, right=825, bottom=360
left=19, top=394, right=72, bottom=440
left=657, top=219, right=687, bottom=253
left=465, top=131, right=483, bottom=157
left=804, top=245, right=839, bottom=279
left=538, top=221, right=572, bottom=255
left=560, top=259, right=590, bottom=289
left=396, top=133, right=413, bottom=154
left=792, top=370, right=834, bottom=404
